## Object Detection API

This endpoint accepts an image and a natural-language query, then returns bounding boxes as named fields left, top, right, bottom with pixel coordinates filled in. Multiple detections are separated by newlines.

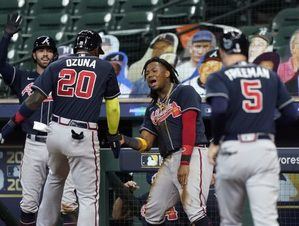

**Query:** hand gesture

left=107, top=133, right=122, bottom=159
left=5, top=12, right=22, bottom=35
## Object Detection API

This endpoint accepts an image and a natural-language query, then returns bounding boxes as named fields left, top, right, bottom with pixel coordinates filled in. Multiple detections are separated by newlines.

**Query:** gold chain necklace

left=156, top=83, right=174, bottom=110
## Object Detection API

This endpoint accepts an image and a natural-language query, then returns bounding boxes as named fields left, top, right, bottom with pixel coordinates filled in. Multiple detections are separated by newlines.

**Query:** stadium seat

left=119, top=0, right=162, bottom=13
left=157, top=0, right=205, bottom=26
left=68, top=12, right=112, bottom=38
left=72, top=0, right=116, bottom=15
left=0, top=0, right=25, bottom=14
left=272, top=8, right=299, bottom=33
left=27, top=0, right=69, bottom=15
left=204, top=0, right=239, bottom=25
left=115, top=11, right=154, bottom=31
left=273, top=25, right=299, bottom=48
left=239, top=25, right=263, bottom=38
left=114, top=31, right=153, bottom=65
left=25, top=13, right=69, bottom=36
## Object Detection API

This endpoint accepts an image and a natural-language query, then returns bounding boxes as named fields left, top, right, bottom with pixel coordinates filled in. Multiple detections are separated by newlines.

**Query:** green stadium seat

left=0, top=0, right=25, bottom=14
left=239, top=25, right=263, bottom=38
left=119, top=0, right=162, bottom=13
left=157, top=0, right=205, bottom=26
left=72, top=0, right=116, bottom=14
left=272, top=8, right=299, bottom=33
left=114, top=31, right=152, bottom=65
left=25, top=13, right=69, bottom=35
left=115, top=11, right=154, bottom=31
left=273, top=25, right=299, bottom=48
left=68, top=12, right=112, bottom=37
left=27, top=0, right=69, bottom=15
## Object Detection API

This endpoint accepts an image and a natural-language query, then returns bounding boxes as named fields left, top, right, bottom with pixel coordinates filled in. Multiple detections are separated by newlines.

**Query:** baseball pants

left=20, top=137, right=77, bottom=214
left=36, top=121, right=100, bottom=226
left=215, top=139, right=280, bottom=226
left=145, top=147, right=213, bottom=224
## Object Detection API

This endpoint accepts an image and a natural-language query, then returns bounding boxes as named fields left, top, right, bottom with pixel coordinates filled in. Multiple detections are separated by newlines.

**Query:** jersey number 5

left=57, top=68, right=96, bottom=99
left=240, top=79, right=263, bottom=113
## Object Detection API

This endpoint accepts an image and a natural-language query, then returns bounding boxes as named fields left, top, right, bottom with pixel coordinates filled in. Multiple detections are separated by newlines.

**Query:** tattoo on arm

left=25, top=90, right=46, bottom=110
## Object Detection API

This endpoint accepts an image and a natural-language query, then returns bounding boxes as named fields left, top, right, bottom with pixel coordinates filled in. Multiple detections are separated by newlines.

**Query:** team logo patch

left=150, top=101, right=182, bottom=125
left=41, top=37, right=50, bottom=46
left=21, top=83, right=34, bottom=96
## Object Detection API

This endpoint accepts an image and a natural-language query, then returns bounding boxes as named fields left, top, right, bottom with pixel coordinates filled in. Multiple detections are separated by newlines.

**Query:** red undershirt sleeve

left=180, top=110, right=198, bottom=165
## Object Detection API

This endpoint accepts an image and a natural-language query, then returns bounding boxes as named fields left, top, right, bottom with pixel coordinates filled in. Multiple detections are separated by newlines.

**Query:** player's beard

left=36, top=57, right=51, bottom=69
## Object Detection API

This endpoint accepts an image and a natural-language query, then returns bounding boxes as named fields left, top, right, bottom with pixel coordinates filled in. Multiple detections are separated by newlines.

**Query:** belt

left=162, top=148, right=180, bottom=158
left=223, top=133, right=273, bottom=142
left=27, top=134, right=47, bottom=143
left=52, top=114, right=98, bottom=130
left=163, top=145, right=207, bottom=158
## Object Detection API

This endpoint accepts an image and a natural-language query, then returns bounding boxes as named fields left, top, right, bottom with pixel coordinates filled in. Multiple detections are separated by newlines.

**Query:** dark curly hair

left=142, top=57, right=180, bottom=101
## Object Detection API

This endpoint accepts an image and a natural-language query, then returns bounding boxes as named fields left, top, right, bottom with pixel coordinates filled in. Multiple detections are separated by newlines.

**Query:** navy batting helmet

left=74, top=30, right=104, bottom=54
left=32, top=36, right=57, bottom=54
left=219, top=31, right=249, bottom=57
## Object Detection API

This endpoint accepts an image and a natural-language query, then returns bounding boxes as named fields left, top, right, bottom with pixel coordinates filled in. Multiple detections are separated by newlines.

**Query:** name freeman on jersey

left=224, top=67, right=270, bottom=81
left=66, top=59, right=96, bottom=69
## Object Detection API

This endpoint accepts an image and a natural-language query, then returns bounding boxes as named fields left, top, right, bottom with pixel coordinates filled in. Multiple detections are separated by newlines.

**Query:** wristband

left=136, top=137, right=148, bottom=152
left=180, top=145, right=193, bottom=165
left=12, top=103, right=35, bottom=124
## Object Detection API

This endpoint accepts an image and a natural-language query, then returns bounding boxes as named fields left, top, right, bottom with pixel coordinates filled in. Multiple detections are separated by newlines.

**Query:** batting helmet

left=32, top=36, right=57, bottom=54
left=219, top=31, right=249, bottom=57
left=74, top=30, right=104, bottom=54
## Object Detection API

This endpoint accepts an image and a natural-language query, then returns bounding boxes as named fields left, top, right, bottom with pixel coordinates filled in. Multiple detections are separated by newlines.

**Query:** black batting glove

left=5, top=12, right=22, bottom=35
left=107, top=133, right=122, bottom=159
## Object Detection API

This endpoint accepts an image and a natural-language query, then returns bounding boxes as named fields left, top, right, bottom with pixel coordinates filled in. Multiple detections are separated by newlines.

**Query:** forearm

left=180, top=110, right=197, bottom=165
left=2, top=90, right=45, bottom=139
left=209, top=97, right=228, bottom=145
left=106, top=98, right=120, bottom=134
left=0, top=33, right=11, bottom=66
left=122, top=135, right=149, bottom=152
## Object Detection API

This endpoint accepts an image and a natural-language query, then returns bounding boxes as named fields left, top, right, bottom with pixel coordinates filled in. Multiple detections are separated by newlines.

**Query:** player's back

left=37, top=54, right=120, bottom=123
left=209, top=62, right=290, bottom=135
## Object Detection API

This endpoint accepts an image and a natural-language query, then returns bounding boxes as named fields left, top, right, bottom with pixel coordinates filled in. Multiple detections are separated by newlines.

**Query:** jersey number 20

left=240, top=79, right=263, bottom=113
left=57, top=68, right=96, bottom=99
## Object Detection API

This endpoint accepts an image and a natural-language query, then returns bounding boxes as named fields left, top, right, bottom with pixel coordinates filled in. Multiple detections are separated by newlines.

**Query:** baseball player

left=1, top=29, right=121, bottom=226
left=0, top=12, right=77, bottom=226
left=121, top=57, right=213, bottom=226
left=205, top=31, right=297, bottom=226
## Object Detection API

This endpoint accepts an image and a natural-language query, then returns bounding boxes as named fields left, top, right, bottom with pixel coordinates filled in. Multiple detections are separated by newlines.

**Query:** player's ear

left=165, top=70, right=170, bottom=78
left=32, top=52, right=37, bottom=61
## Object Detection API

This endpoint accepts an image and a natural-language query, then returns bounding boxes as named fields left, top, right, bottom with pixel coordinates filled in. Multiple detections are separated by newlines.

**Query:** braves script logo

left=151, top=101, right=182, bottom=125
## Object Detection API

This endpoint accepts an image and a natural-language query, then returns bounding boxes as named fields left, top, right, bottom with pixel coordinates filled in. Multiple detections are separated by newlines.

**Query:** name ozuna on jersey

left=66, top=58, right=96, bottom=69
